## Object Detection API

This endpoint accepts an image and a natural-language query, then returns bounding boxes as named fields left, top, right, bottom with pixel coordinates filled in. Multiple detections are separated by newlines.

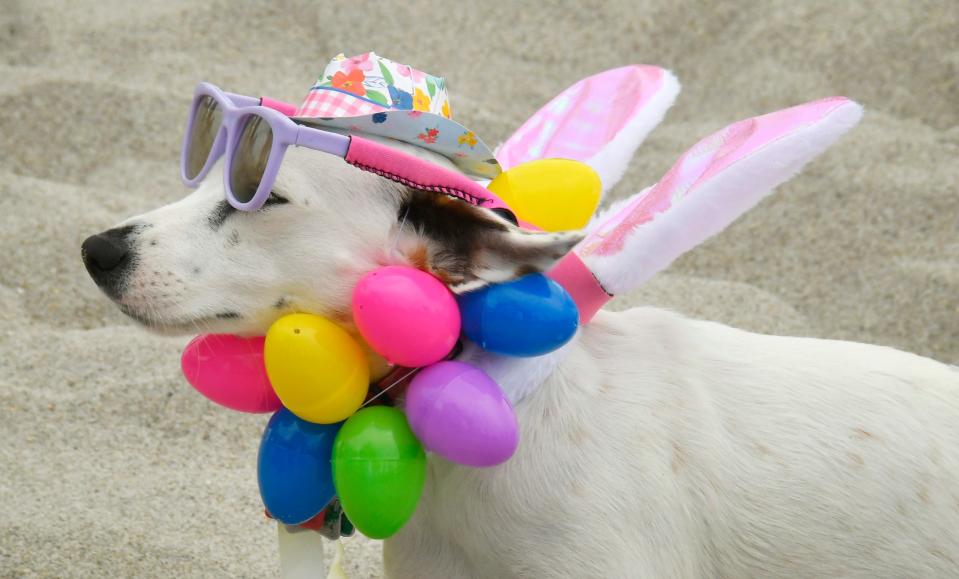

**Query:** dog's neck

left=455, top=336, right=577, bottom=404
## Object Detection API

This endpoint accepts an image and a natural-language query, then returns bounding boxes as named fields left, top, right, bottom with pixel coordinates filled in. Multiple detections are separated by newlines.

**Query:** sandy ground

left=1, top=0, right=956, bottom=576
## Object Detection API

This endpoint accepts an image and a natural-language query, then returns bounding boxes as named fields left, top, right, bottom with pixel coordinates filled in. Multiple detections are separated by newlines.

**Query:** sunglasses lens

left=230, top=115, right=273, bottom=204
left=185, top=95, right=222, bottom=180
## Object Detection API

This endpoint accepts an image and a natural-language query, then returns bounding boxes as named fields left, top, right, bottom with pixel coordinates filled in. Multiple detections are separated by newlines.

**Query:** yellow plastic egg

left=264, top=313, right=369, bottom=424
left=487, top=158, right=602, bottom=231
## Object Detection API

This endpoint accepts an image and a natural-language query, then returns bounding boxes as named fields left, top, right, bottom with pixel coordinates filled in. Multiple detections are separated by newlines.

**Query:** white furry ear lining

left=579, top=98, right=864, bottom=297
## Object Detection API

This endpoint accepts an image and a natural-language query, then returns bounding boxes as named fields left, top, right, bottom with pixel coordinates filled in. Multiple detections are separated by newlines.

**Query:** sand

left=1, top=0, right=956, bottom=576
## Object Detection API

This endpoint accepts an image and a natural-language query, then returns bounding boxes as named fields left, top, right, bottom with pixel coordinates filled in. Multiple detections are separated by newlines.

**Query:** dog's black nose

left=82, top=225, right=136, bottom=297
left=82, top=232, right=128, bottom=270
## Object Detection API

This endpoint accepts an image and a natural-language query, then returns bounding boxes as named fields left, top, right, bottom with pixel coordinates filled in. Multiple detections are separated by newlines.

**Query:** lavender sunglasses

left=180, top=82, right=514, bottom=217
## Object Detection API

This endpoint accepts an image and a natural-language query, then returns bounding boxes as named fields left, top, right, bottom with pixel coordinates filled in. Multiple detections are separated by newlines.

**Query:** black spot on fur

left=400, top=190, right=506, bottom=283
left=227, top=229, right=240, bottom=246
left=398, top=188, right=581, bottom=288
left=274, top=297, right=291, bottom=310
left=514, top=264, right=539, bottom=278
left=263, top=192, right=289, bottom=208
left=208, top=200, right=236, bottom=231
left=215, top=311, right=241, bottom=320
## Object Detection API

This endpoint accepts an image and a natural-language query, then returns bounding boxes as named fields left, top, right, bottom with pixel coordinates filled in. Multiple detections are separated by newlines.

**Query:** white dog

left=82, top=72, right=959, bottom=577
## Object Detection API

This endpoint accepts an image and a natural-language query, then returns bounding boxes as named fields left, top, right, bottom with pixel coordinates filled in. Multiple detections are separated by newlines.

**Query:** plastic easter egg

left=352, top=266, right=460, bottom=367
left=258, top=408, right=340, bottom=525
left=264, top=313, right=369, bottom=424
left=487, top=158, right=601, bottom=231
left=332, top=406, right=426, bottom=539
left=459, top=273, right=579, bottom=357
left=406, top=361, right=519, bottom=467
left=180, top=334, right=282, bottom=413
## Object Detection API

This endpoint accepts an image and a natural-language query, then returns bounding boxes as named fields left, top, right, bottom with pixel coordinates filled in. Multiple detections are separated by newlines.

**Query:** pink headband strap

left=546, top=252, right=611, bottom=324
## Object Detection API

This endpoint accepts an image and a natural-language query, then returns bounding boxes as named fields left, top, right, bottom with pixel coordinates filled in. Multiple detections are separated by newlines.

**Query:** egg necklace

left=180, top=158, right=603, bottom=539
left=182, top=264, right=582, bottom=539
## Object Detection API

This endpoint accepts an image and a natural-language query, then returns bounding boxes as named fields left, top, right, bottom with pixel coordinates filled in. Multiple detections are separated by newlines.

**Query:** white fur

left=111, top=144, right=417, bottom=336
left=389, top=309, right=959, bottom=577
left=96, top=113, right=959, bottom=579
left=585, top=70, right=681, bottom=195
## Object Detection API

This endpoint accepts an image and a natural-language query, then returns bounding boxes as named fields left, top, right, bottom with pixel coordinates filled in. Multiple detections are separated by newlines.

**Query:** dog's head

left=81, top=141, right=583, bottom=335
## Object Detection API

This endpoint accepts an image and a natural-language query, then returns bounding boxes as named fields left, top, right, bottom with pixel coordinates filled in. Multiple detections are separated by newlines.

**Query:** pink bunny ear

left=549, top=97, right=864, bottom=321
left=496, top=66, right=680, bottom=194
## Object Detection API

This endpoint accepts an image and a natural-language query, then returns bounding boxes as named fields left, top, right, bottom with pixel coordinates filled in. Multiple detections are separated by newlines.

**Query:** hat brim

left=293, top=111, right=502, bottom=179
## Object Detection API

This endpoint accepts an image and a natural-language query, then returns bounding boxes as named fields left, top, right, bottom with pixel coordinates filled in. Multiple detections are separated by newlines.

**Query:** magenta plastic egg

left=352, top=266, right=460, bottom=367
left=180, top=334, right=281, bottom=413
left=405, top=361, right=519, bottom=467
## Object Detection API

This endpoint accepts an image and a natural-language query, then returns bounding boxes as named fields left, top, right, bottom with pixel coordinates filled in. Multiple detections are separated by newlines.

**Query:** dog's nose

left=82, top=225, right=136, bottom=297
left=82, top=232, right=128, bottom=271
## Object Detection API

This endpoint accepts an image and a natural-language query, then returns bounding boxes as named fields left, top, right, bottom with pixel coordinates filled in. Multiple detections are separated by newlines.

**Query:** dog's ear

left=398, top=190, right=584, bottom=293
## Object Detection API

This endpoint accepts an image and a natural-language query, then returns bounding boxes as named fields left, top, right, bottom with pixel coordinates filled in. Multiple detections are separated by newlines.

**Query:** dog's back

left=387, top=306, right=959, bottom=578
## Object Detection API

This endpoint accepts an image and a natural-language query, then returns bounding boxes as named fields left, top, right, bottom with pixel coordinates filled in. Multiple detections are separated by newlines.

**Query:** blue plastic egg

left=258, top=408, right=340, bottom=525
left=458, top=273, right=579, bottom=357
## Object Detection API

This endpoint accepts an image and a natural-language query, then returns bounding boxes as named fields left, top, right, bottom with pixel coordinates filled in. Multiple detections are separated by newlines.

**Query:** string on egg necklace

left=361, top=366, right=420, bottom=408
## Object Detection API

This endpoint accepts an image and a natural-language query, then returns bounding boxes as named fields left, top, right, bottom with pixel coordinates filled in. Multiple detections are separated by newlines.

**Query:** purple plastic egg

left=405, top=361, right=519, bottom=467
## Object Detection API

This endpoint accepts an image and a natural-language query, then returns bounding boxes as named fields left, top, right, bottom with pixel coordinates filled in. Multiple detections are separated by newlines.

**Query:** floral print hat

left=293, top=52, right=501, bottom=179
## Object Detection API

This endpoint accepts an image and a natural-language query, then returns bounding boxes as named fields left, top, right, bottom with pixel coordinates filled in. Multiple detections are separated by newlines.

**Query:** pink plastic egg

left=352, top=266, right=460, bottom=367
left=405, top=361, right=519, bottom=467
left=181, top=334, right=282, bottom=413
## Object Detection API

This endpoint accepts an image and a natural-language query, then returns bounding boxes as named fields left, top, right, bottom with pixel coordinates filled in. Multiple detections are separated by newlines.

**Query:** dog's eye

left=263, top=192, right=289, bottom=207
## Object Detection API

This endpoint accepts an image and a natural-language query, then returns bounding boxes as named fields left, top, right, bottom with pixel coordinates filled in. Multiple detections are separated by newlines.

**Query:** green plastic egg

left=332, top=406, right=426, bottom=539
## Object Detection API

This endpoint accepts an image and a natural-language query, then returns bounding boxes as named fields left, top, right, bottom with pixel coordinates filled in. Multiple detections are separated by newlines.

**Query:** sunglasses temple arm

left=223, top=92, right=260, bottom=108
left=221, top=91, right=298, bottom=116
left=260, top=97, right=298, bottom=117
left=294, top=126, right=351, bottom=158
left=294, top=131, right=532, bottom=229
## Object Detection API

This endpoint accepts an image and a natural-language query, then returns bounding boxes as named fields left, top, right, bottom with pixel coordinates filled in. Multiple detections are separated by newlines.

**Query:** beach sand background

left=1, top=0, right=956, bottom=576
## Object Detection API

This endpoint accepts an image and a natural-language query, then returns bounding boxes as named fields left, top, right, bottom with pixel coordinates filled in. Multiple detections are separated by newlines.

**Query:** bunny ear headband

left=459, top=66, right=863, bottom=402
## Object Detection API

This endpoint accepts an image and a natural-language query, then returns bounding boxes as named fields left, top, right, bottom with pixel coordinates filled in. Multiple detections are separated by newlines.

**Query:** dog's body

left=390, top=307, right=959, bottom=577
left=82, top=130, right=959, bottom=577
